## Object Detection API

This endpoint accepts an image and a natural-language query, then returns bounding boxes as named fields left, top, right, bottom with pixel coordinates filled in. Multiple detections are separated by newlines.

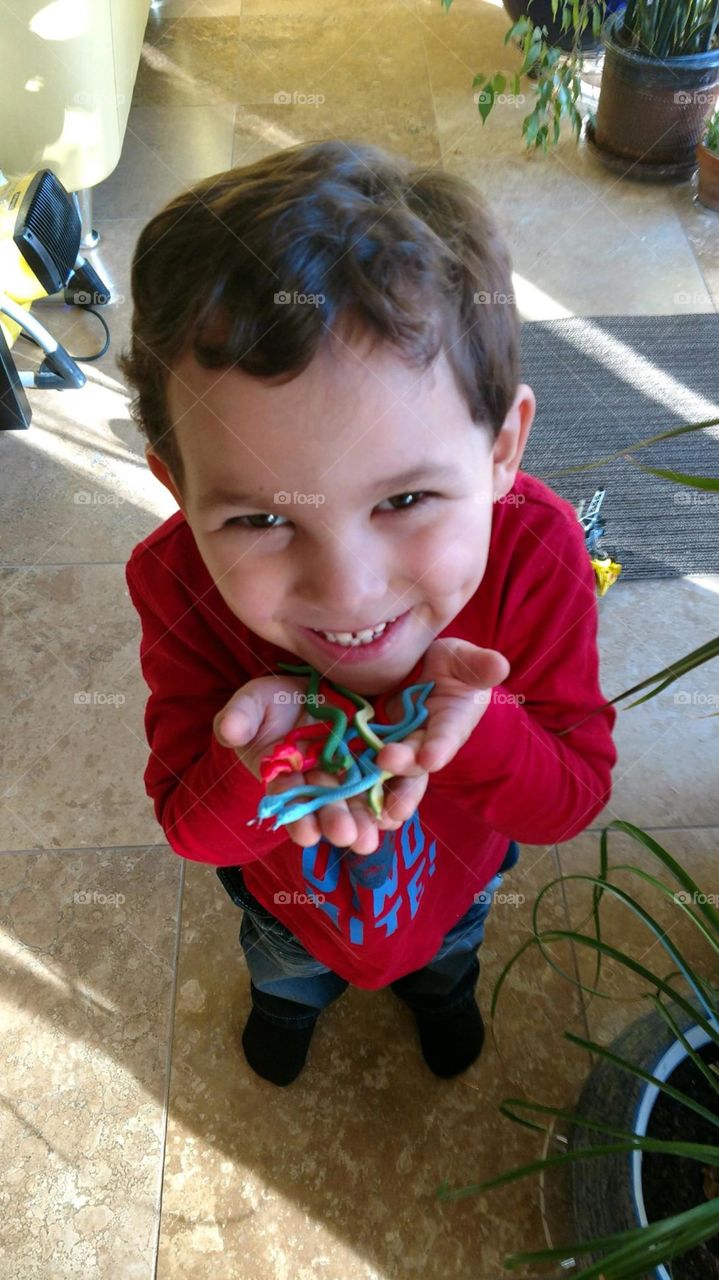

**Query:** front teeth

left=319, top=616, right=399, bottom=647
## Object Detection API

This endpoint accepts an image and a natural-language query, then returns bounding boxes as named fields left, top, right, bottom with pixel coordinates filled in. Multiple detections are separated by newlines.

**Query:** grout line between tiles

left=0, top=824, right=717, bottom=858
left=152, top=856, right=185, bottom=1280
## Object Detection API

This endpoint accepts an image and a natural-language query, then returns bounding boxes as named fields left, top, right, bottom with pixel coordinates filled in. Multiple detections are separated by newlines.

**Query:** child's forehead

left=168, top=333, right=450, bottom=430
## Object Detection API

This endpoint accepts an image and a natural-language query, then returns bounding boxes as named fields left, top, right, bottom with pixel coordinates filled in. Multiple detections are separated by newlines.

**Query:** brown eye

left=224, top=513, right=285, bottom=530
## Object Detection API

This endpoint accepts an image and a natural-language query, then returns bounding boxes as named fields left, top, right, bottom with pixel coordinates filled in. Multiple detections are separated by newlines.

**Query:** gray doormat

left=520, top=313, right=719, bottom=580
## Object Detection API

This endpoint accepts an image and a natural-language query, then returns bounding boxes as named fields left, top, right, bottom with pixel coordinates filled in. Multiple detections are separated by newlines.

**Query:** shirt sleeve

left=426, top=513, right=618, bottom=846
left=125, top=553, right=291, bottom=867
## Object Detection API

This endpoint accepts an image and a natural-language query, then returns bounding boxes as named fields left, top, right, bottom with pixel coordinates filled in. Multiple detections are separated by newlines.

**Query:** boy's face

left=148, top=322, right=535, bottom=694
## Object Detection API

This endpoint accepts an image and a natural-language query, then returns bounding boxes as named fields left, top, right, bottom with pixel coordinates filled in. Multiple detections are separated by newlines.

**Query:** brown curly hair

left=117, top=139, right=520, bottom=494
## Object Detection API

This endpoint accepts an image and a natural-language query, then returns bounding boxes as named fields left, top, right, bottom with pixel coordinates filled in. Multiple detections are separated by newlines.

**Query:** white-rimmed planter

left=567, top=1002, right=719, bottom=1279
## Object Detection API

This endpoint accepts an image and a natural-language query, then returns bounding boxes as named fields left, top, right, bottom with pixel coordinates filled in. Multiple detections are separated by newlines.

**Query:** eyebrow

left=196, top=464, right=459, bottom=511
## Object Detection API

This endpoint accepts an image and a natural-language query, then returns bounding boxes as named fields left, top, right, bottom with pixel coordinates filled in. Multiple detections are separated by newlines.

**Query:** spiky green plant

left=620, top=0, right=719, bottom=58
left=436, top=821, right=719, bottom=1280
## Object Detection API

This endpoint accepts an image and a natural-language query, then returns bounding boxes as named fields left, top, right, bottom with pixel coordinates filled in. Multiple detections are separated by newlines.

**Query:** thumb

left=214, top=691, right=261, bottom=747
left=428, top=638, right=510, bottom=688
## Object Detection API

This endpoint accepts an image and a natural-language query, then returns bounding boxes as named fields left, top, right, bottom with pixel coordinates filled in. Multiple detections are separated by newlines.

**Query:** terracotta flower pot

left=589, top=9, right=719, bottom=181
left=697, top=142, right=719, bottom=211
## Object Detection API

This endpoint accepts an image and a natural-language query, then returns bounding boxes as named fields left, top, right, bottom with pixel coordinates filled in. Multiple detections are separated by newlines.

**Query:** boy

left=121, top=139, right=617, bottom=1088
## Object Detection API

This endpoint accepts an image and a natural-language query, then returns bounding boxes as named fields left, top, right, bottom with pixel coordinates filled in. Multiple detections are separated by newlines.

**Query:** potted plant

left=438, top=822, right=719, bottom=1280
left=434, top=419, right=719, bottom=1278
left=444, top=0, right=719, bottom=178
left=588, top=0, right=719, bottom=179
left=440, top=0, right=605, bottom=153
left=697, top=106, right=719, bottom=209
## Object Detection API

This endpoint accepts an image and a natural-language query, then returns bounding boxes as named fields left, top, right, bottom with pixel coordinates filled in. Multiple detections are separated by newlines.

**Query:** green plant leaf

left=476, top=84, right=494, bottom=123
left=538, top=415, right=719, bottom=478
left=625, top=459, right=719, bottom=490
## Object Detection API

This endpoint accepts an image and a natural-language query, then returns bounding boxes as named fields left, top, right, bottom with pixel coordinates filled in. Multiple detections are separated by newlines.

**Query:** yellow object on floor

left=592, top=554, right=622, bottom=596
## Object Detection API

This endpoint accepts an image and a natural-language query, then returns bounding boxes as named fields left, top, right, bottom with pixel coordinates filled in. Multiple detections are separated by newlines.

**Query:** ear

left=492, top=383, right=536, bottom=500
left=145, top=446, right=184, bottom=510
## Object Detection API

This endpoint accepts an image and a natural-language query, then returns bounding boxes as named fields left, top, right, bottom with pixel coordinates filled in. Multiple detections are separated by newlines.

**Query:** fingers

left=376, top=772, right=429, bottom=826
left=266, top=768, right=380, bottom=854
left=265, top=768, right=417, bottom=855
left=375, top=731, right=428, bottom=777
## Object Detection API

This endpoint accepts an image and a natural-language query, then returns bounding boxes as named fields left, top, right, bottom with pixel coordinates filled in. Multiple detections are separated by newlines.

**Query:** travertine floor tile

left=1, top=565, right=164, bottom=851
left=591, top=575, right=719, bottom=831
left=0, top=847, right=181, bottom=1277
left=156, top=845, right=590, bottom=1277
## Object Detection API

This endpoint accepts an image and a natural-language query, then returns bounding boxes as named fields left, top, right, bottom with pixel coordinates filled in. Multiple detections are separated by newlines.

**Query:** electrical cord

left=18, top=303, right=110, bottom=362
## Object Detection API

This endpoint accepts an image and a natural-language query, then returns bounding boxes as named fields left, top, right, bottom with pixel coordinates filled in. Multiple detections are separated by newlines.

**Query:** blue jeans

left=216, top=840, right=521, bottom=1029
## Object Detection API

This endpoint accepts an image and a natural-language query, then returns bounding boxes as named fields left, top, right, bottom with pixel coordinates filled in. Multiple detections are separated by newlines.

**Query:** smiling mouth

left=305, top=612, right=408, bottom=649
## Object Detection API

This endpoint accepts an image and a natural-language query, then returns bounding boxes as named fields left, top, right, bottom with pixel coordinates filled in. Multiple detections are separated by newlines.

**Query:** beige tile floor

left=1, top=0, right=718, bottom=1275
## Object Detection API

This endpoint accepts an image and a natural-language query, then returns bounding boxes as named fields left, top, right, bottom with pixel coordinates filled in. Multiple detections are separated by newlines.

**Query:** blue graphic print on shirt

left=300, top=810, right=437, bottom=946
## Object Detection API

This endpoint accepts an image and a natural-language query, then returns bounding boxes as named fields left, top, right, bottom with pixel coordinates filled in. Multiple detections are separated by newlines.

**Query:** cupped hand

left=374, top=637, right=511, bottom=778
left=213, top=675, right=430, bottom=855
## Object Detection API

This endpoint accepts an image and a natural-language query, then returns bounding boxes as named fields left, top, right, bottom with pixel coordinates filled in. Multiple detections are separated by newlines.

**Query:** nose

left=294, top=535, right=386, bottom=623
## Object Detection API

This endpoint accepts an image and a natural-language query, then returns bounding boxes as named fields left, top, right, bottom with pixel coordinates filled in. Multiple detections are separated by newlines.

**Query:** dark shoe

left=392, top=957, right=484, bottom=1079
left=412, top=995, right=485, bottom=1078
left=241, top=1003, right=318, bottom=1087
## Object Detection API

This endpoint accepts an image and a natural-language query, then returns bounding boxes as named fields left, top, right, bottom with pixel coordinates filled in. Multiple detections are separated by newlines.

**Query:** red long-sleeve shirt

left=125, top=469, right=617, bottom=989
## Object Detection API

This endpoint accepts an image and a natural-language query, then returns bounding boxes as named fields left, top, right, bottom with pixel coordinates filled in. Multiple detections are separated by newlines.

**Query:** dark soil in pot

left=642, top=1041, right=719, bottom=1280
left=501, top=0, right=622, bottom=51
